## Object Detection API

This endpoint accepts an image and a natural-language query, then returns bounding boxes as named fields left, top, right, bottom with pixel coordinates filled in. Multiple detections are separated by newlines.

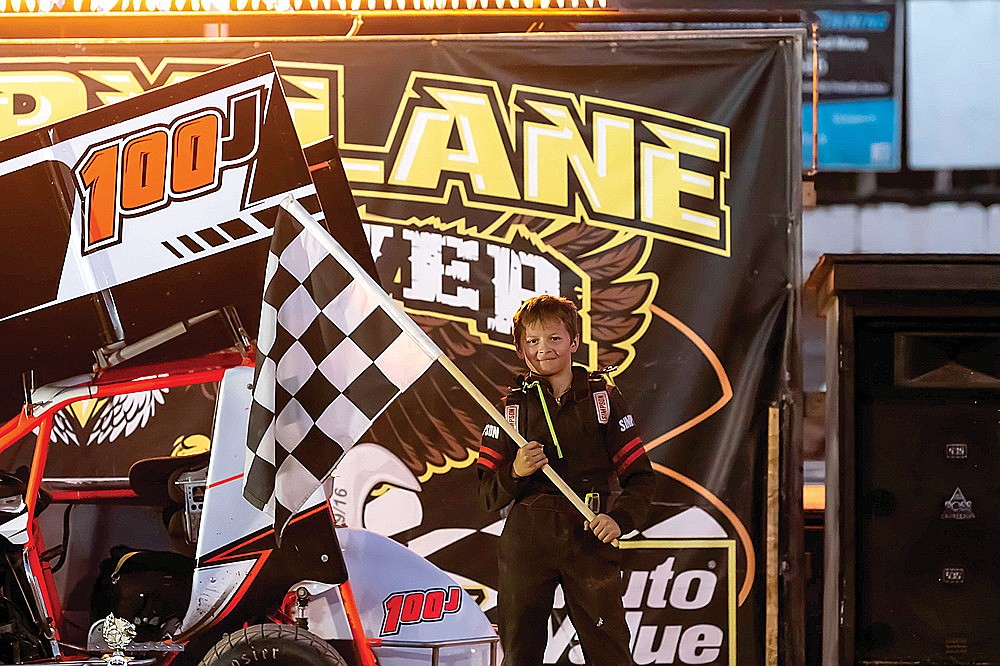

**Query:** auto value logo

left=545, top=543, right=735, bottom=665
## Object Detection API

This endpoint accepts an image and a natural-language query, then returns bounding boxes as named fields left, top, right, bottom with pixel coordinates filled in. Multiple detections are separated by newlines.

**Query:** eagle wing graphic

left=50, top=410, right=81, bottom=447
left=88, top=389, right=168, bottom=446
left=368, top=216, right=653, bottom=477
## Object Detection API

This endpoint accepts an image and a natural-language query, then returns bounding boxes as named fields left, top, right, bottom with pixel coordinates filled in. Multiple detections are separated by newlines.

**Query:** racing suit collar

left=523, top=366, right=591, bottom=404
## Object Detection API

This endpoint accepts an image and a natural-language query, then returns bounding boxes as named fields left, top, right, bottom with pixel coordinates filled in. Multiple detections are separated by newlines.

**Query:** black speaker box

left=855, top=323, right=1000, bottom=664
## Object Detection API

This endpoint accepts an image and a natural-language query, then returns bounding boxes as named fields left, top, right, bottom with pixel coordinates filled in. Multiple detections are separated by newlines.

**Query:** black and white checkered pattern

left=243, top=206, right=435, bottom=535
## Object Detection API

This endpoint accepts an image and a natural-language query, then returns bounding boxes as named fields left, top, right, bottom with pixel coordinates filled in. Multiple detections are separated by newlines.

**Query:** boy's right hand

left=512, top=440, right=548, bottom=478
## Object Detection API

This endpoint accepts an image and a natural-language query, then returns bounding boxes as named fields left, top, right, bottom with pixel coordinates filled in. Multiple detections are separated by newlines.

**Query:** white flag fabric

left=243, top=199, right=438, bottom=536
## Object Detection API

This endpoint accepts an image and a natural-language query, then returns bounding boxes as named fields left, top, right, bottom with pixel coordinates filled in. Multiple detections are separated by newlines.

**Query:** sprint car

left=0, top=312, right=499, bottom=666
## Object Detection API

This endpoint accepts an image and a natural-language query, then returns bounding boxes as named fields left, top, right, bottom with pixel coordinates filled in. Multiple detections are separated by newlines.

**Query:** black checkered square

left=343, top=364, right=400, bottom=420
left=305, top=255, right=352, bottom=309
left=288, top=426, right=344, bottom=481
left=297, top=370, right=343, bottom=423
left=352, top=307, right=400, bottom=360
left=299, top=315, right=346, bottom=366
left=243, top=449, right=276, bottom=509
left=266, top=263, right=303, bottom=314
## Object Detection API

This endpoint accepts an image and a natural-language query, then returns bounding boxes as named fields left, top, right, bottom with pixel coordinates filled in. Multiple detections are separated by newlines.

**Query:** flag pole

left=280, top=197, right=603, bottom=532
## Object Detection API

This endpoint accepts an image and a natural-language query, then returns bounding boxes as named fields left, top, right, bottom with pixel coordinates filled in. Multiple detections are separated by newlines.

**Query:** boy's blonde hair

left=512, top=295, right=580, bottom=348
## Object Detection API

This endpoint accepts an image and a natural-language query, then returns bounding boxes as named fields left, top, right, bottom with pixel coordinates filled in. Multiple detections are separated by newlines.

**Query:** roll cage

left=0, top=351, right=251, bottom=662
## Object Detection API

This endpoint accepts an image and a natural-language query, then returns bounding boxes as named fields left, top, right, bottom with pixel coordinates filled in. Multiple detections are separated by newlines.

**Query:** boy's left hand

left=588, top=513, right=621, bottom=543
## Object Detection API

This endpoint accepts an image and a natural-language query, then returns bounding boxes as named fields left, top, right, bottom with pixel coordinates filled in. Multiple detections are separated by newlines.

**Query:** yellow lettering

left=641, top=121, right=723, bottom=240
left=162, top=71, right=203, bottom=87
left=389, top=85, right=519, bottom=199
left=281, top=74, right=332, bottom=146
left=343, top=157, right=385, bottom=184
left=520, top=97, right=634, bottom=220
left=0, top=57, right=731, bottom=257
left=79, top=69, right=146, bottom=106
left=0, top=71, right=87, bottom=139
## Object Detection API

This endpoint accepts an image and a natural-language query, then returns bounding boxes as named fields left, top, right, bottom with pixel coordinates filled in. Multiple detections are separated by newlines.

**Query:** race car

left=0, top=311, right=499, bottom=666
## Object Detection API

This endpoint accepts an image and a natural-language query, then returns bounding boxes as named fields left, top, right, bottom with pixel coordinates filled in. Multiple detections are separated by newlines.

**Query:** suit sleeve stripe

left=616, top=447, right=646, bottom=474
left=479, top=445, right=503, bottom=462
left=613, top=436, right=643, bottom=465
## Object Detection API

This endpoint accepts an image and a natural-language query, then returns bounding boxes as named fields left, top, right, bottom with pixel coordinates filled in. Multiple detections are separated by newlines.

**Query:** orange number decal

left=172, top=114, right=219, bottom=194
left=78, top=144, right=120, bottom=250
left=121, top=130, right=168, bottom=211
left=75, top=93, right=260, bottom=252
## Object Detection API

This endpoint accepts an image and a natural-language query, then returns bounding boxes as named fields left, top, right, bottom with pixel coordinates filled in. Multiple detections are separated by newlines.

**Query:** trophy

left=101, top=614, right=136, bottom=665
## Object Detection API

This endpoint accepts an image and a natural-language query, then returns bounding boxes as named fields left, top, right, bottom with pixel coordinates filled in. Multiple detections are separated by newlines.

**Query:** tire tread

left=197, top=623, right=347, bottom=666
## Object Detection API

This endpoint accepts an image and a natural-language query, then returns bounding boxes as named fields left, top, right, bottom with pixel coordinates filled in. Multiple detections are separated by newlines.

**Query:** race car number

left=74, top=87, right=262, bottom=254
left=382, top=586, right=462, bottom=636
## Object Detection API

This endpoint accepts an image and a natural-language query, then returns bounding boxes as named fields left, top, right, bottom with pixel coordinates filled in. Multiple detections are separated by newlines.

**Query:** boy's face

left=516, top=318, right=579, bottom=379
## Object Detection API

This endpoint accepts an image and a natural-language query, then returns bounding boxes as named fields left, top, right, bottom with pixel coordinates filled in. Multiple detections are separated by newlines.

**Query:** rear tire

left=197, top=624, right=348, bottom=666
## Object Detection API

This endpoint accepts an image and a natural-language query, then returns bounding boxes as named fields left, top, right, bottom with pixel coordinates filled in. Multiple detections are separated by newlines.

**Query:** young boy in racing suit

left=478, top=294, right=654, bottom=665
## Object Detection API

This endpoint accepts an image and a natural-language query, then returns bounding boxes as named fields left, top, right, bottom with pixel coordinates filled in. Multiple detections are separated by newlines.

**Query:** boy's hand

left=512, top=440, right=548, bottom=478
left=588, top=514, right=621, bottom=543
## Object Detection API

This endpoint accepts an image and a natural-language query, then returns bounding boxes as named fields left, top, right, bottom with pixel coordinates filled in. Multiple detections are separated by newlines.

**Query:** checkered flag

left=243, top=197, right=439, bottom=537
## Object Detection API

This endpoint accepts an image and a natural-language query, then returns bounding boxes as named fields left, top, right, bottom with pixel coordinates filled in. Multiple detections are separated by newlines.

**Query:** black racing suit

left=478, top=367, right=654, bottom=665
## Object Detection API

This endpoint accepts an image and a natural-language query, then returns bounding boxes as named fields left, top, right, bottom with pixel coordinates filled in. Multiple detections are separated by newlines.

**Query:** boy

left=478, top=294, right=653, bottom=665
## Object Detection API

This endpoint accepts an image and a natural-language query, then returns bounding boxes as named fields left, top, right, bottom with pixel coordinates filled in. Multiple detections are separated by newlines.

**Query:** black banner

left=0, top=33, right=801, bottom=664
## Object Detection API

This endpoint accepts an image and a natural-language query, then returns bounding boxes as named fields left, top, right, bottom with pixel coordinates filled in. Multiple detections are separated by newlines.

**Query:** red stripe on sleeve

left=478, top=457, right=498, bottom=471
left=616, top=447, right=646, bottom=475
left=613, top=437, right=642, bottom=465
left=479, top=445, right=503, bottom=463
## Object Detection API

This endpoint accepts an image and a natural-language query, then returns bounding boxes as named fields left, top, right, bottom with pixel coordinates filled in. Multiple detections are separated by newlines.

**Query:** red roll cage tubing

left=0, top=351, right=252, bottom=502
left=0, top=353, right=252, bottom=647
left=0, top=350, right=380, bottom=666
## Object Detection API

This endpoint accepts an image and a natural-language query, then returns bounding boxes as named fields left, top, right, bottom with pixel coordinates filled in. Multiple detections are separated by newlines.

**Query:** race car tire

left=197, top=624, right=348, bottom=666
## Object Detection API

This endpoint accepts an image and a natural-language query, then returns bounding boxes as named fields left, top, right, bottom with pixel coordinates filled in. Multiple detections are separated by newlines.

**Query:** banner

left=0, top=33, right=801, bottom=664
left=802, top=0, right=902, bottom=170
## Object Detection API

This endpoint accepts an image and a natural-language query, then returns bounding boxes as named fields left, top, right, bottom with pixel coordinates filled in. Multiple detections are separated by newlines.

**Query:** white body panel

left=181, top=364, right=332, bottom=633
left=334, top=528, right=498, bottom=665
left=194, top=365, right=270, bottom=558
left=182, top=366, right=498, bottom=664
